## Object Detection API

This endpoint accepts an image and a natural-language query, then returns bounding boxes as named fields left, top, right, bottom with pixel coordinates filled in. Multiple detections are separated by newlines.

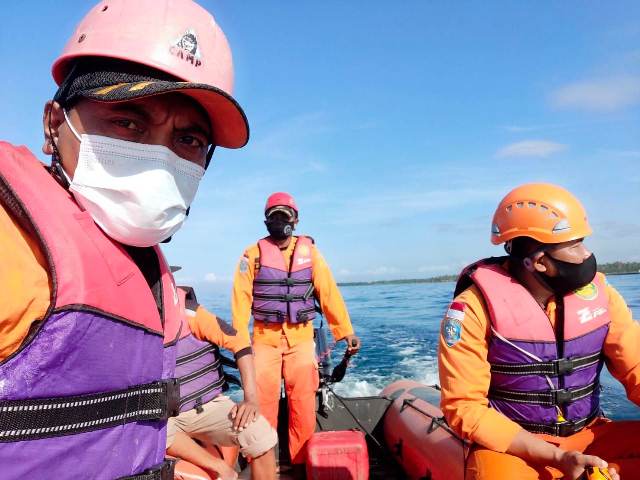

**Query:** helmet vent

left=506, top=205, right=513, bottom=212
left=528, top=202, right=536, bottom=208
left=101, top=5, right=109, bottom=12
left=552, top=219, right=570, bottom=232
left=492, top=224, right=501, bottom=235
left=78, top=34, right=86, bottom=43
left=516, top=202, right=524, bottom=208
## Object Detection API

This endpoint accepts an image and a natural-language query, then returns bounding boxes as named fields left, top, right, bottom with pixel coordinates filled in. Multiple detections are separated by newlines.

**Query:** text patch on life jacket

left=456, top=258, right=610, bottom=437
left=251, top=236, right=317, bottom=324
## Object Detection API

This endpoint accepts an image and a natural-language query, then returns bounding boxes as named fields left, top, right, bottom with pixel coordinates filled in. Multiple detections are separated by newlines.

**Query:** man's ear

left=531, top=250, right=549, bottom=274
left=42, top=101, right=65, bottom=155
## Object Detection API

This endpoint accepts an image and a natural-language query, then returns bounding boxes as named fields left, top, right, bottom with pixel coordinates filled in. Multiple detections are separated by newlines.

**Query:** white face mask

left=62, top=109, right=205, bottom=247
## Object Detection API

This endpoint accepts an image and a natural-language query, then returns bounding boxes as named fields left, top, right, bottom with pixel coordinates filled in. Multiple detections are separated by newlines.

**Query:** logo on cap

left=170, top=29, right=202, bottom=67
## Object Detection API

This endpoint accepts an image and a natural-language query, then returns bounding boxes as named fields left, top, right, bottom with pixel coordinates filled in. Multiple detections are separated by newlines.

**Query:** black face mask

left=539, top=253, right=597, bottom=297
left=265, top=219, right=294, bottom=241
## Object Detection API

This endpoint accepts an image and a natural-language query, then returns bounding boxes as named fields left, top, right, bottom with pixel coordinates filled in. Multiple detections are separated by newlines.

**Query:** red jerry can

left=306, top=430, right=369, bottom=480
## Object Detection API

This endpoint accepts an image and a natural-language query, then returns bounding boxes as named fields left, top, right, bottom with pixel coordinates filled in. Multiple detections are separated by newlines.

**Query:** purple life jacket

left=0, top=143, right=181, bottom=479
left=252, top=236, right=317, bottom=324
left=455, top=258, right=610, bottom=437
left=174, top=287, right=227, bottom=413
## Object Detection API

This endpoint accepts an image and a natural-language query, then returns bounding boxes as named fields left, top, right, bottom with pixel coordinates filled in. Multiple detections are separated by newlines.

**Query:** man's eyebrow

left=104, top=103, right=153, bottom=120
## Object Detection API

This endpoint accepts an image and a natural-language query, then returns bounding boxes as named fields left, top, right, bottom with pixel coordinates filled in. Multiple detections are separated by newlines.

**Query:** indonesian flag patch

left=446, top=301, right=466, bottom=321
left=442, top=301, right=466, bottom=347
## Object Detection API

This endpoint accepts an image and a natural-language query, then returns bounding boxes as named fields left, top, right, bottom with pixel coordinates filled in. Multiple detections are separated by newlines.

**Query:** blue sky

left=2, top=1, right=639, bottom=291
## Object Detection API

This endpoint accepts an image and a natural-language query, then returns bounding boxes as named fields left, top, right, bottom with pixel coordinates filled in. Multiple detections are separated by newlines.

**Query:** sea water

left=202, top=274, right=639, bottom=420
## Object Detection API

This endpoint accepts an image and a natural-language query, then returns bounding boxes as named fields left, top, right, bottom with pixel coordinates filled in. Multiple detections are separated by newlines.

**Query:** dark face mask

left=265, top=218, right=294, bottom=241
left=539, top=253, right=597, bottom=297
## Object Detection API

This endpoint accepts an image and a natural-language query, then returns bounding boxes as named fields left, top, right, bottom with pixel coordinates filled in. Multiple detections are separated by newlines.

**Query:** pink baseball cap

left=52, top=0, right=248, bottom=149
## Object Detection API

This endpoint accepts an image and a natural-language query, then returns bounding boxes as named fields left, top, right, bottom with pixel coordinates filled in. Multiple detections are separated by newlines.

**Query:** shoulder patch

left=442, top=301, right=466, bottom=347
left=442, top=317, right=463, bottom=347
left=239, top=256, right=249, bottom=273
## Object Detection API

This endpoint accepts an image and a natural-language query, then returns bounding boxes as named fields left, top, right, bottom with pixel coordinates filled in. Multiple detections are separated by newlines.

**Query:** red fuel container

left=306, top=430, right=369, bottom=480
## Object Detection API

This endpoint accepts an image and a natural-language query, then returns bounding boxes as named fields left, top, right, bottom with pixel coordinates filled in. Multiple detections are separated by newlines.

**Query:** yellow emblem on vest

left=574, top=282, right=598, bottom=301
left=298, top=244, right=311, bottom=257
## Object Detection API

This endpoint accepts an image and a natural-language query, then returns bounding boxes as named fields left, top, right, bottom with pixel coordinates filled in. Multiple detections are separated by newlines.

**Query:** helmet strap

left=48, top=113, right=70, bottom=190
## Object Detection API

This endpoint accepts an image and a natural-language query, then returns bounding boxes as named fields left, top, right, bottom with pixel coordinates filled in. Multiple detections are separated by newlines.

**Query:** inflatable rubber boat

left=173, top=378, right=468, bottom=479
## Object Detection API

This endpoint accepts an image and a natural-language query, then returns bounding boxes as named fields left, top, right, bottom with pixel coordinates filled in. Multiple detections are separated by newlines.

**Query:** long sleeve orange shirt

left=438, top=272, right=640, bottom=453
left=187, top=305, right=252, bottom=357
left=231, top=236, right=354, bottom=348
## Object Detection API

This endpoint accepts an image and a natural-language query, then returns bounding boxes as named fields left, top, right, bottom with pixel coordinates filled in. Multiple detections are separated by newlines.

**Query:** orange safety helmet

left=491, top=183, right=592, bottom=245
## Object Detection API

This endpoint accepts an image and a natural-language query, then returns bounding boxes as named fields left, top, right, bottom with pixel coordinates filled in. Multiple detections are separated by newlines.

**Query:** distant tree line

left=599, top=261, right=640, bottom=275
left=339, top=261, right=639, bottom=287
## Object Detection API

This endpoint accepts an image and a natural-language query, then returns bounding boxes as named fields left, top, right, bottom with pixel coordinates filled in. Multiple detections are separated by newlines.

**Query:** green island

left=338, top=261, right=640, bottom=287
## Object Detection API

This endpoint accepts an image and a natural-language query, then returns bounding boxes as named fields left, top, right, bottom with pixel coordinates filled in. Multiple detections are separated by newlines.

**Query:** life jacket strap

left=253, top=292, right=309, bottom=302
left=177, top=359, right=222, bottom=385
left=518, top=410, right=599, bottom=437
left=175, top=344, right=219, bottom=366
left=253, top=278, right=312, bottom=287
left=0, top=379, right=180, bottom=443
left=490, top=381, right=599, bottom=406
left=117, top=459, right=176, bottom=480
left=178, top=376, right=227, bottom=410
left=490, top=351, right=601, bottom=376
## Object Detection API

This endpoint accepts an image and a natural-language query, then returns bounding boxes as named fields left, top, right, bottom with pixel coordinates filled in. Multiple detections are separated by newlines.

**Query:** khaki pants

left=167, top=395, right=277, bottom=458
left=466, top=418, right=640, bottom=479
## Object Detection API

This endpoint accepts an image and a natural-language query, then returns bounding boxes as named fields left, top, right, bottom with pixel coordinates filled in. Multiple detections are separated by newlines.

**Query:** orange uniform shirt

left=438, top=271, right=640, bottom=453
left=0, top=205, right=51, bottom=361
left=231, top=237, right=354, bottom=348
left=187, top=305, right=251, bottom=356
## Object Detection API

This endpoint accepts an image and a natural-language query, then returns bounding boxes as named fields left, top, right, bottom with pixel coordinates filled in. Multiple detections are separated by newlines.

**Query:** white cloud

left=495, top=140, right=567, bottom=159
left=203, top=272, right=218, bottom=283
left=550, top=76, right=640, bottom=112
left=366, top=266, right=398, bottom=276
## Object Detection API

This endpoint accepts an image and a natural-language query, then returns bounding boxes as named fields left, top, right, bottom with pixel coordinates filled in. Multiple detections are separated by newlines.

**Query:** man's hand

left=344, top=334, right=361, bottom=355
left=553, top=450, right=618, bottom=480
left=215, top=463, right=239, bottom=480
left=230, top=399, right=260, bottom=431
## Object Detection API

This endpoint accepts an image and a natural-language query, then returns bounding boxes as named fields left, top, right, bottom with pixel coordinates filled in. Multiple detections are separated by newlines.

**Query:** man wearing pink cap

left=0, top=1, right=275, bottom=479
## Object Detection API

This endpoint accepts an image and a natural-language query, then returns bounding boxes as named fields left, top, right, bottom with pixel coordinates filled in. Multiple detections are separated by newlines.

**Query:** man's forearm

left=236, top=354, right=258, bottom=402
left=506, top=429, right=562, bottom=467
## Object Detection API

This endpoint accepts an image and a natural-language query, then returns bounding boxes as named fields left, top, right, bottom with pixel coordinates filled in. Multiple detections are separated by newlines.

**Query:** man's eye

left=114, top=119, right=139, bottom=131
left=179, top=135, right=206, bottom=148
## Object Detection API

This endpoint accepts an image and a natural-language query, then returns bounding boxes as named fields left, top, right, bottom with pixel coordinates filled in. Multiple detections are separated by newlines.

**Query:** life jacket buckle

left=553, top=388, right=573, bottom=405
left=285, top=278, right=296, bottom=286
left=283, top=293, right=295, bottom=302
left=195, top=397, right=204, bottom=414
left=555, top=358, right=574, bottom=376
left=164, top=378, right=181, bottom=419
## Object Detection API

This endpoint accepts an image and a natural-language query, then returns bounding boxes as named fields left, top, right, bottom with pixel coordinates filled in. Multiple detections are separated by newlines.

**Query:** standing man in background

left=232, top=192, right=361, bottom=474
